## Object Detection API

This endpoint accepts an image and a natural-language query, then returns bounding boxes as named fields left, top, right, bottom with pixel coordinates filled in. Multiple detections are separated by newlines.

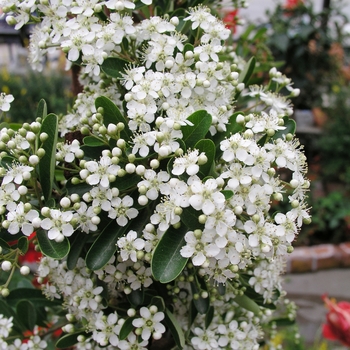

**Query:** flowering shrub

left=0, top=0, right=311, bottom=349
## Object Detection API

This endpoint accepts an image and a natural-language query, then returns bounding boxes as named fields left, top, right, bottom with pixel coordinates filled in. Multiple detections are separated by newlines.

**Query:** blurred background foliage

left=0, top=68, right=73, bottom=124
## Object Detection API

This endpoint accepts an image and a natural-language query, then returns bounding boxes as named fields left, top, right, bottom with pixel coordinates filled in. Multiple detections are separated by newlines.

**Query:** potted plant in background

left=0, top=0, right=311, bottom=348
left=261, top=0, right=350, bottom=127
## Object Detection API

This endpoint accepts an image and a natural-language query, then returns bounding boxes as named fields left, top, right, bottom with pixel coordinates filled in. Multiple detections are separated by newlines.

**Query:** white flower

left=0, top=183, right=20, bottom=208
left=132, top=306, right=165, bottom=341
left=93, top=311, right=121, bottom=347
left=189, top=178, right=225, bottom=215
left=172, top=149, right=202, bottom=176
left=108, top=195, right=138, bottom=226
left=25, top=335, right=47, bottom=349
left=127, top=265, right=153, bottom=290
left=0, top=93, right=14, bottom=112
left=73, top=202, right=99, bottom=233
left=117, top=230, right=145, bottom=262
left=118, top=332, right=148, bottom=350
left=83, top=156, right=120, bottom=188
left=6, top=202, right=40, bottom=236
left=76, top=278, right=103, bottom=311
left=40, top=209, right=74, bottom=240
left=56, top=139, right=81, bottom=163
left=191, top=327, right=218, bottom=349
left=2, top=164, right=33, bottom=185
left=0, top=315, right=13, bottom=338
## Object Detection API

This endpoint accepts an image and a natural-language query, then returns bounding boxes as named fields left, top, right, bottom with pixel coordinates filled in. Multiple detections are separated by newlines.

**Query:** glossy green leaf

left=0, top=238, right=11, bottom=254
left=83, top=136, right=107, bottom=147
left=180, top=206, right=203, bottom=231
left=238, top=56, right=256, bottom=86
left=6, top=288, right=61, bottom=308
left=17, top=236, right=29, bottom=255
left=0, top=299, right=26, bottom=333
left=66, top=180, right=92, bottom=196
left=36, top=229, right=70, bottom=259
left=36, top=99, right=47, bottom=120
left=272, top=117, right=296, bottom=139
left=205, top=306, right=214, bottom=328
left=67, top=233, right=90, bottom=270
left=151, top=225, right=188, bottom=283
left=221, top=190, right=233, bottom=200
left=150, top=296, right=165, bottom=312
left=127, top=288, right=144, bottom=307
left=85, top=220, right=122, bottom=271
left=181, top=110, right=212, bottom=149
left=112, top=173, right=141, bottom=191
left=165, top=308, right=185, bottom=349
left=191, top=277, right=210, bottom=314
left=38, top=113, right=58, bottom=202
left=101, top=57, right=128, bottom=79
left=234, top=294, right=261, bottom=316
left=188, top=300, right=198, bottom=331
left=56, top=331, right=88, bottom=349
left=95, top=96, right=131, bottom=140
left=194, top=139, right=216, bottom=178
left=213, top=111, right=245, bottom=153
left=16, top=300, right=36, bottom=331
left=217, top=283, right=226, bottom=296
left=119, top=317, right=136, bottom=340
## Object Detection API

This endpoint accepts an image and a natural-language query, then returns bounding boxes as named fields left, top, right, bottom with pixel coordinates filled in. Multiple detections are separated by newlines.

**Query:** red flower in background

left=322, top=295, right=350, bottom=347
left=223, top=9, right=238, bottom=33
left=284, top=0, right=304, bottom=9
left=18, top=232, right=42, bottom=265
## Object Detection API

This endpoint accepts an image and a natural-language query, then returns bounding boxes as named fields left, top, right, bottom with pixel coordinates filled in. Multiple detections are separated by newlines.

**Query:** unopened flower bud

left=20, top=266, right=31, bottom=275
left=1, top=260, right=12, bottom=271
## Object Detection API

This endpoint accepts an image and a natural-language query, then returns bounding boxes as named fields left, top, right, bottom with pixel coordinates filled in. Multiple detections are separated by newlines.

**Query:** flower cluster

left=0, top=0, right=310, bottom=349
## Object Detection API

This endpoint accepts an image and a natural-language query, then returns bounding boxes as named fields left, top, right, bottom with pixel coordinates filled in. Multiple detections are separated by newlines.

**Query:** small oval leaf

left=151, top=225, right=188, bottom=283
left=36, top=229, right=70, bottom=259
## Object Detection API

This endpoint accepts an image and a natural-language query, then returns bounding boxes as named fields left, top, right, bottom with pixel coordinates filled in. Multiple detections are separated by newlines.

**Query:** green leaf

left=238, top=56, right=256, bottom=86
left=0, top=299, right=26, bottom=333
left=83, top=136, right=107, bottom=147
left=190, top=277, right=210, bottom=314
left=6, top=288, right=61, bottom=308
left=150, top=296, right=165, bottom=312
left=0, top=238, right=11, bottom=254
left=212, top=111, right=245, bottom=154
left=17, top=236, right=29, bottom=255
left=56, top=331, right=89, bottom=349
left=221, top=190, right=233, bottom=200
left=36, top=229, right=70, bottom=259
left=217, top=283, right=226, bottom=296
left=127, top=288, right=144, bottom=307
left=67, top=233, right=90, bottom=270
left=181, top=110, right=212, bottom=149
left=151, top=225, right=188, bottom=283
left=95, top=96, right=131, bottom=140
left=165, top=308, right=185, bottom=349
left=38, top=113, right=58, bottom=202
left=85, top=221, right=121, bottom=271
left=119, top=317, right=136, bottom=340
left=268, top=317, right=295, bottom=327
left=66, top=180, right=92, bottom=197
left=272, top=117, right=296, bottom=139
left=180, top=206, right=203, bottom=231
left=194, top=139, right=216, bottom=178
left=112, top=173, right=141, bottom=191
left=16, top=300, right=36, bottom=331
left=36, top=99, right=47, bottom=120
left=205, top=306, right=214, bottom=328
left=234, top=294, right=261, bottom=316
left=101, top=57, right=128, bottom=79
